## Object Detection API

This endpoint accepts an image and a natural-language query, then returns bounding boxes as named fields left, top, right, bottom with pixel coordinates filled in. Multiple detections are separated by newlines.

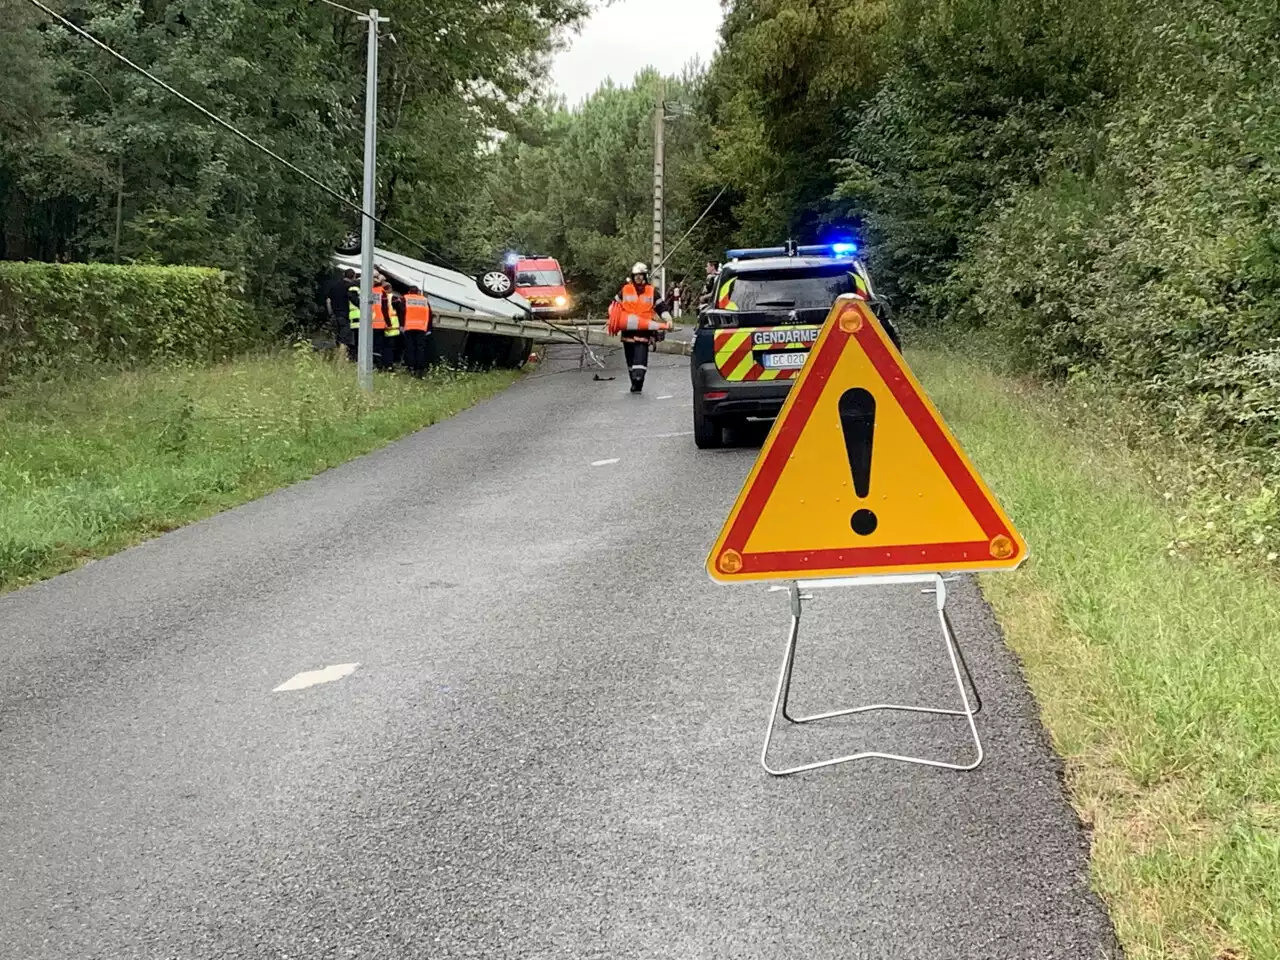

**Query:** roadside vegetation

left=916, top=345, right=1280, bottom=960
left=0, top=350, right=517, bottom=592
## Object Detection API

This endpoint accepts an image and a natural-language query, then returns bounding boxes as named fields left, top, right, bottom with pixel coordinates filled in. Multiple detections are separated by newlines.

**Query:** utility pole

left=652, top=81, right=666, bottom=298
left=357, top=7, right=389, bottom=392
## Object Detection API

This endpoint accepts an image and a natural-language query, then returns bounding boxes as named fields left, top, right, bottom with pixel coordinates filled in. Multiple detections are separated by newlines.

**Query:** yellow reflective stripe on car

left=713, top=328, right=755, bottom=381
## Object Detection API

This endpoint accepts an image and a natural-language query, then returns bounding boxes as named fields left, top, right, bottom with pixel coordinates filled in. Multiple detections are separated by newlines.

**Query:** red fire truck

left=507, top=254, right=572, bottom=319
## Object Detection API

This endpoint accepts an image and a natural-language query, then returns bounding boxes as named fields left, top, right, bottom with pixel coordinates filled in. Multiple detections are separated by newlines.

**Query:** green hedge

left=0, top=263, right=256, bottom=381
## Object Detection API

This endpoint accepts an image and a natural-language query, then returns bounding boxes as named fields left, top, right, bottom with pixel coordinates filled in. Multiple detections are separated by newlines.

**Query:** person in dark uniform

left=400, top=285, right=432, bottom=378
left=328, top=268, right=356, bottom=359
left=610, top=262, right=673, bottom=393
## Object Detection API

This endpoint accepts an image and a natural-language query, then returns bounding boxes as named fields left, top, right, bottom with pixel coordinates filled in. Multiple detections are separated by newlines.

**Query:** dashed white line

left=656, top=394, right=674, bottom=400
left=591, top=458, right=621, bottom=467
left=273, top=663, right=360, bottom=692
left=650, top=431, right=694, bottom=439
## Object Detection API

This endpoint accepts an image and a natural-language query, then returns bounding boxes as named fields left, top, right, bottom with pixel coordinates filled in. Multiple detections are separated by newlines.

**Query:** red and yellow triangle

left=707, top=297, right=1027, bottom=583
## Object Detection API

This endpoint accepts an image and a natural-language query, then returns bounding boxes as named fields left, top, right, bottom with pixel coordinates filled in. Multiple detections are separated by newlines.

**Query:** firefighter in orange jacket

left=400, top=285, right=432, bottom=378
left=370, top=271, right=399, bottom=370
left=611, top=262, right=672, bottom=393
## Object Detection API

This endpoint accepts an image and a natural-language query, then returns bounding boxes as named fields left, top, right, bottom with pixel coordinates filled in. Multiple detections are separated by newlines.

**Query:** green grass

left=0, top=346, right=518, bottom=592
left=913, top=348, right=1280, bottom=960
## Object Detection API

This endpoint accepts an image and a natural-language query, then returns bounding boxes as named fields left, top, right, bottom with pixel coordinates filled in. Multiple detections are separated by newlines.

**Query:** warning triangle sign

left=707, top=297, right=1027, bottom=583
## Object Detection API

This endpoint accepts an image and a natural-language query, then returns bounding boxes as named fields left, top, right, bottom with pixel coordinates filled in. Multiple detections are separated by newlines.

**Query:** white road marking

left=273, top=663, right=359, bottom=692
left=650, top=431, right=694, bottom=439
left=591, top=458, right=621, bottom=467
left=656, top=394, right=674, bottom=400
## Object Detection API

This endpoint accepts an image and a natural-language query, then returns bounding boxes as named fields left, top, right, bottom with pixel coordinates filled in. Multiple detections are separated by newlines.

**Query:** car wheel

left=693, top=402, right=722, bottom=449
left=336, top=230, right=360, bottom=255
left=476, top=270, right=514, bottom=299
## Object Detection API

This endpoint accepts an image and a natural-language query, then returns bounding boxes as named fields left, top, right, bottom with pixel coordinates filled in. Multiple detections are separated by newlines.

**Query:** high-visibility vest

left=371, top=285, right=400, bottom=335
left=620, top=282, right=656, bottom=322
left=402, top=293, right=431, bottom=332
left=348, top=285, right=360, bottom=329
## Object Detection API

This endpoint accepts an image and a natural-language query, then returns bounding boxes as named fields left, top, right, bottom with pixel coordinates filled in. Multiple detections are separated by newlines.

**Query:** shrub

left=0, top=262, right=257, bottom=381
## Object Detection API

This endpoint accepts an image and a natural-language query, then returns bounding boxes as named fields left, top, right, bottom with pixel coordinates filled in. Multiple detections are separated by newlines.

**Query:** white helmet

left=631, top=262, right=649, bottom=276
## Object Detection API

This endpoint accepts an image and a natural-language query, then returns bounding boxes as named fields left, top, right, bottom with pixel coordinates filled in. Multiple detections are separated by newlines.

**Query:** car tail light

left=704, top=391, right=729, bottom=401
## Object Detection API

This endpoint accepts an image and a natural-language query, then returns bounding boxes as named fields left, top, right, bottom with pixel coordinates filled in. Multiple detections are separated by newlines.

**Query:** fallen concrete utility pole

left=429, top=309, right=693, bottom=357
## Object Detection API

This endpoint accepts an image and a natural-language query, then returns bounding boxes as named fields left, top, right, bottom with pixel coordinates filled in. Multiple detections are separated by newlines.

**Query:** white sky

left=551, top=0, right=724, bottom=106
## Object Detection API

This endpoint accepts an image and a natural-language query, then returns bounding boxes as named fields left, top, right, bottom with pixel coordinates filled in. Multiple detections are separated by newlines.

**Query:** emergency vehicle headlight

left=554, top=295, right=567, bottom=307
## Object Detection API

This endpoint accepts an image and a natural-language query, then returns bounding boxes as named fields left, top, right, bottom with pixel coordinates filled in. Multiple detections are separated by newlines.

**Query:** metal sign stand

left=761, top=573, right=984, bottom=777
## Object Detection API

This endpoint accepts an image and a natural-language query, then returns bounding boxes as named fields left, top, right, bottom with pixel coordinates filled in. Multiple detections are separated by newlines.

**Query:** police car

left=690, top=241, right=899, bottom=449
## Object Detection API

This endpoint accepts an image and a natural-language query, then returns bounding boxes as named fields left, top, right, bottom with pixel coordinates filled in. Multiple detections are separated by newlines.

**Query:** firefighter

left=610, top=262, right=672, bottom=393
left=370, top=271, right=399, bottom=370
left=400, top=284, right=432, bottom=378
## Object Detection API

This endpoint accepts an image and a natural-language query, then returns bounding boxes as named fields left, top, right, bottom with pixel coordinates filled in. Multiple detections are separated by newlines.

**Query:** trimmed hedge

left=0, top=263, right=256, bottom=381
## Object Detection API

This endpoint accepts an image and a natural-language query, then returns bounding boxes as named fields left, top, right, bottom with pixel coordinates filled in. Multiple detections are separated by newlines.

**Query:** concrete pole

left=652, top=82, right=665, bottom=298
left=357, top=8, right=381, bottom=392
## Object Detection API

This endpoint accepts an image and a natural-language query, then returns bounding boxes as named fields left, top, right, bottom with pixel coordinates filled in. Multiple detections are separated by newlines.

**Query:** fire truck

left=506, top=254, right=572, bottom=319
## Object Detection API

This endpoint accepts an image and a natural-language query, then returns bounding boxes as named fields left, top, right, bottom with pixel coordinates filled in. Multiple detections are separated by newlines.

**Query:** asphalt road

left=1, top=343, right=1120, bottom=959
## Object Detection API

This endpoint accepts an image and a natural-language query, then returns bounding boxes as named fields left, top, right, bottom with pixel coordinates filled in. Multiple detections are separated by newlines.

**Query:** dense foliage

left=680, top=0, right=1280, bottom=515
left=482, top=69, right=713, bottom=312
left=0, top=262, right=252, bottom=379
left=0, top=0, right=588, bottom=323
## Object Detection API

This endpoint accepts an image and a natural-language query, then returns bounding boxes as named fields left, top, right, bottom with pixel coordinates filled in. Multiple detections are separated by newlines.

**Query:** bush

left=964, top=0, right=1280, bottom=459
left=0, top=262, right=257, bottom=382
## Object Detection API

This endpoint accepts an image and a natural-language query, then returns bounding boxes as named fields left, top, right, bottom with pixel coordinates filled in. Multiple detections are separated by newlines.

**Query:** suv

left=690, top=242, right=898, bottom=449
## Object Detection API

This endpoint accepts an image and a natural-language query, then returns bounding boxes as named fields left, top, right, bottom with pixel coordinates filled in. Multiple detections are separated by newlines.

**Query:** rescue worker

left=370, top=271, right=399, bottom=371
left=610, top=262, right=673, bottom=393
left=400, top=284, right=432, bottom=378
left=346, top=271, right=362, bottom=363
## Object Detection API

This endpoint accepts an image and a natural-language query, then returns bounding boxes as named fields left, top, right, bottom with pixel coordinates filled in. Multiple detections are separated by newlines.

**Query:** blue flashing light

left=504, top=251, right=520, bottom=267
left=726, top=241, right=860, bottom=262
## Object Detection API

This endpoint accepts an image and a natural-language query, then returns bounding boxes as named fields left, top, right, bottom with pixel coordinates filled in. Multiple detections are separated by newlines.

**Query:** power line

left=313, top=0, right=369, bottom=18
left=20, top=0, right=458, bottom=271
left=658, top=185, right=727, bottom=271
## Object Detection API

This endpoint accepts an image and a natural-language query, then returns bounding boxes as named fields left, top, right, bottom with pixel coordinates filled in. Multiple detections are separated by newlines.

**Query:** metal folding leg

left=760, top=574, right=985, bottom=777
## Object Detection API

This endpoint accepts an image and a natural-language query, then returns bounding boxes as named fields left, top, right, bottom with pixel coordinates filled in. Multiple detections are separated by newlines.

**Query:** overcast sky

left=551, top=0, right=724, bottom=106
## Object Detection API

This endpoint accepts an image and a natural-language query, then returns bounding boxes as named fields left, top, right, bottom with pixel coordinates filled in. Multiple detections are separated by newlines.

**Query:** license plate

left=761, top=351, right=809, bottom=370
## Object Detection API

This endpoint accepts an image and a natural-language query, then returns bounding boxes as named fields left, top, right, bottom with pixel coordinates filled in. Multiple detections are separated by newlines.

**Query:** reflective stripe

left=717, top=278, right=738, bottom=310
left=622, top=315, right=667, bottom=331
left=629, top=364, right=648, bottom=371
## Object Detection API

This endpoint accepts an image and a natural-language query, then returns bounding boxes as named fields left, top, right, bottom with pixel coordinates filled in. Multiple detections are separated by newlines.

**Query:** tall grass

left=0, top=347, right=517, bottom=591
left=914, top=348, right=1280, bottom=960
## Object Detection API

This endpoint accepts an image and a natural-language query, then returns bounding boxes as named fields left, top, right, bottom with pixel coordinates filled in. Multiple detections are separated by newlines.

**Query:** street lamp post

left=356, top=7, right=389, bottom=392
left=653, top=87, right=690, bottom=298
left=319, top=0, right=387, bottom=392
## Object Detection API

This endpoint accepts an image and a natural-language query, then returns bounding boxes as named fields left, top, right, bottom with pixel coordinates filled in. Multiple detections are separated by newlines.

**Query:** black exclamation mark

left=839, top=388, right=878, bottom=536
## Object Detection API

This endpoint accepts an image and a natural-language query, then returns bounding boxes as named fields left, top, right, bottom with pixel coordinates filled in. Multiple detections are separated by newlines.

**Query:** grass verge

left=912, top=348, right=1279, bottom=960
left=0, top=346, right=518, bottom=592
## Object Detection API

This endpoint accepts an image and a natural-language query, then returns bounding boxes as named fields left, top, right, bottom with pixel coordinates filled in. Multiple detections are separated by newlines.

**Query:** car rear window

left=725, top=265, right=853, bottom=311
